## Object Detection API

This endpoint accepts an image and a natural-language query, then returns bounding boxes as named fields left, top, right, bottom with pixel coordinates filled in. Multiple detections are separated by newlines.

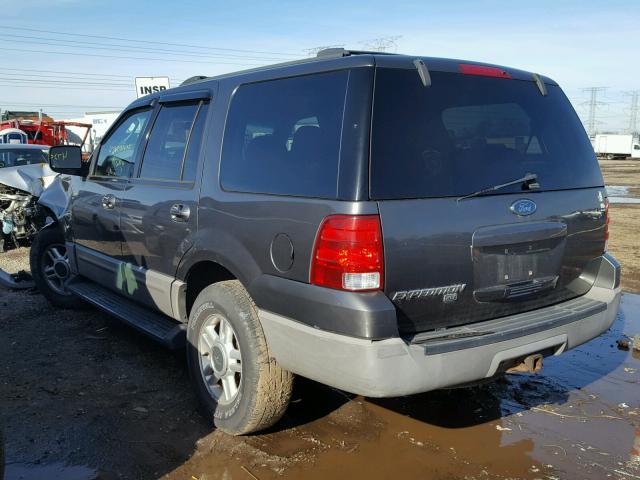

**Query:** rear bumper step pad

left=408, top=296, right=606, bottom=355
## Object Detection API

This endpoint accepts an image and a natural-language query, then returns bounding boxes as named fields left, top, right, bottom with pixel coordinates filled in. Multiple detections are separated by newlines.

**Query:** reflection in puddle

left=606, top=185, right=640, bottom=204
left=4, top=462, right=97, bottom=480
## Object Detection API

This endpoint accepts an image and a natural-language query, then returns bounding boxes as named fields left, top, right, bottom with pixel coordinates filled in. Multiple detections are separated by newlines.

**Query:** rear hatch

left=370, top=64, right=607, bottom=335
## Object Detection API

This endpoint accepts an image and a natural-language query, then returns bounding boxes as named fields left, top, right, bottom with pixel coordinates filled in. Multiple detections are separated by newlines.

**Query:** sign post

left=135, top=77, right=171, bottom=98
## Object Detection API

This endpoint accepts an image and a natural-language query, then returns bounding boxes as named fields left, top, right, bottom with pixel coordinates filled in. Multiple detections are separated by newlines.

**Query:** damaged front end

left=0, top=184, right=47, bottom=252
left=0, top=164, right=57, bottom=253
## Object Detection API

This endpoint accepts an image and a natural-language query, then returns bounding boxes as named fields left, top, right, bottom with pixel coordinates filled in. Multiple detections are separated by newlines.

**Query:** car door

left=71, top=108, right=153, bottom=291
left=118, top=94, right=210, bottom=315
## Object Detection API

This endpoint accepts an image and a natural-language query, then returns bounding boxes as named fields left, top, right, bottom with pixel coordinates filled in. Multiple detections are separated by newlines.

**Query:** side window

left=220, top=71, right=349, bottom=198
left=95, top=109, right=151, bottom=177
left=139, top=103, right=200, bottom=181
left=181, top=103, right=209, bottom=182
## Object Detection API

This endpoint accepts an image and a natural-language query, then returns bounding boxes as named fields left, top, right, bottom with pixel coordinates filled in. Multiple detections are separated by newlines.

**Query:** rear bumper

left=259, top=255, right=621, bottom=397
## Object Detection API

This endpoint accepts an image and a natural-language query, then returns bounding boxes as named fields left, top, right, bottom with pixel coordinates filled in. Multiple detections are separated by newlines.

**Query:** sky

left=0, top=0, right=638, bottom=132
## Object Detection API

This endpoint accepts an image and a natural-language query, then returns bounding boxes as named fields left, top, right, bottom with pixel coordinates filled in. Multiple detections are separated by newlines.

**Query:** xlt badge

left=392, top=284, right=466, bottom=303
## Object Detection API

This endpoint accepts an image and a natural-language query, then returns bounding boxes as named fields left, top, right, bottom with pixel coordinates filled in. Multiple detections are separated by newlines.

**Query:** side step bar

left=67, top=277, right=186, bottom=349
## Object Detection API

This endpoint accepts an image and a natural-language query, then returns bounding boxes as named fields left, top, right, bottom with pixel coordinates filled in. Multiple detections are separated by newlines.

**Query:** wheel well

left=184, top=261, right=236, bottom=317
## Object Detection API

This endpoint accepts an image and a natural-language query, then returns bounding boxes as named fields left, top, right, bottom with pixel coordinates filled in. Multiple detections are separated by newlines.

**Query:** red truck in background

left=0, top=118, right=92, bottom=149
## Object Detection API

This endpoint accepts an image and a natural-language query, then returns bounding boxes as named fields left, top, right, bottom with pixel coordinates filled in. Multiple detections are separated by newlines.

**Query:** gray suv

left=32, top=49, right=621, bottom=435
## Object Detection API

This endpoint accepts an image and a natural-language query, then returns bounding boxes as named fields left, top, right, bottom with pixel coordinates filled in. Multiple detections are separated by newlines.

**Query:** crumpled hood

left=0, top=163, right=57, bottom=196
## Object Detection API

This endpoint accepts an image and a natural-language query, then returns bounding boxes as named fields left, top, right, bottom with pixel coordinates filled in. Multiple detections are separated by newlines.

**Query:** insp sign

left=135, top=77, right=171, bottom=98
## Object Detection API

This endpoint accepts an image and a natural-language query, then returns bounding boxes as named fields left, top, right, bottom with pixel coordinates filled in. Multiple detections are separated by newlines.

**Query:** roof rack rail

left=316, top=48, right=398, bottom=58
left=180, top=75, right=209, bottom=86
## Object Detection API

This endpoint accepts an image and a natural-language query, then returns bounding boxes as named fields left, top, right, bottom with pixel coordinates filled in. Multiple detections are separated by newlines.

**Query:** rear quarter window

left=220, top=70, right=349, bottom=198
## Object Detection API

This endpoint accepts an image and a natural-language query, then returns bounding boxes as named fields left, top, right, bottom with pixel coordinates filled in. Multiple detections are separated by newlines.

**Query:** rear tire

left=186, top=280, right=293, bottom=435
left=30, top=227, right=78, bottom=309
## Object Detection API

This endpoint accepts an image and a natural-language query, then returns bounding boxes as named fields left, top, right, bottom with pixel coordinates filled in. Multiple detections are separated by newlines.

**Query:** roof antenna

left=413, top=59, right=431, bottom=87
left=532, top=73, right=547, bottom=96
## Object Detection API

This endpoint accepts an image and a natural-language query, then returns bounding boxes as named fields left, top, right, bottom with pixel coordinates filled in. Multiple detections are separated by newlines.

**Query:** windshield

left=370, top=69, right=603, bottom=199
left=0, top=148, right=49, bottom=168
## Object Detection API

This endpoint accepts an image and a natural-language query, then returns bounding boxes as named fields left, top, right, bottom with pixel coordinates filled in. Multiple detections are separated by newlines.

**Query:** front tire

left=30, top=227, right=78, bottom=309
left=186, top=280, right=293, bottom=435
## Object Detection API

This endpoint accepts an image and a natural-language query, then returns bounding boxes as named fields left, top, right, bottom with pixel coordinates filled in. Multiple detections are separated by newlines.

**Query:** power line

left=0, top=82, right=132, bottom=92
left=0, top=77, right=131, bottom=89
left=359, top=35, right=402, bottom=52
left=0, top=101, right=124, bottom=109
left=2, top=67, right=169, bottom=80
left=0, top=24, right=300, bottom=57
left=0, top=68, right=185, bottom=86
left=0, top=33, right=297, bottom=62
left=0, top=46, right=267, bottom=66
left=304, top=36, right=402, bottom=56
left=303, top=44, right=345, bottom=57
left=0, top=73, right=132, bottom=86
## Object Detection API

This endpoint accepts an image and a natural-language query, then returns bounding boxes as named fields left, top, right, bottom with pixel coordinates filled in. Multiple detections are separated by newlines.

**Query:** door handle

left=101, top=194, right=116, bottom=210
left=170, top=203, right=190, bottom=222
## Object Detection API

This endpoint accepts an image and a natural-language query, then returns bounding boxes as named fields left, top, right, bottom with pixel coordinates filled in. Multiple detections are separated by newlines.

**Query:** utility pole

left=623, top=90, right=639, bottom=134
left=582, top=87, right=607, bottom=136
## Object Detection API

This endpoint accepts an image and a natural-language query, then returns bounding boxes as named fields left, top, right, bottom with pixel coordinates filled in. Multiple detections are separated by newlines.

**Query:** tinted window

left=370, top=69, right=603, bottom=199
left=220, top=71, right=349, bottom=198
left=0, top=148, right=48, bottom=168
left=140, top=103, right=200, bottom=181
left=182, top=103, right=209, bottom=182
left=95, top=109, right=151, bottom=178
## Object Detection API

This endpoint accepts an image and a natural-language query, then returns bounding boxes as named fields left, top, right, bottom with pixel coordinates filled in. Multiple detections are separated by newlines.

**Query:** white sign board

left=135, top=76, right=171, bottom=98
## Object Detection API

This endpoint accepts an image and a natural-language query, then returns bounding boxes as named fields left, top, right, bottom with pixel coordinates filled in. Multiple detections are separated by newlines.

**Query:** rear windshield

left=370, top=69, right=603, bottom=199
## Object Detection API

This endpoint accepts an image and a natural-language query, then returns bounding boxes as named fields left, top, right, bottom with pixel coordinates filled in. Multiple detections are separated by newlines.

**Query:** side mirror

left=49, top=145, right=87, bottom=176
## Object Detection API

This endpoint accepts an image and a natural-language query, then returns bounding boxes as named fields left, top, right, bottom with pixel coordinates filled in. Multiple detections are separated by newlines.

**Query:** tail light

left=459, top=63, right=512, bottom=79
left=311, top=215, right=384, bottom=292
left=604, top=197, right=610, bottom=252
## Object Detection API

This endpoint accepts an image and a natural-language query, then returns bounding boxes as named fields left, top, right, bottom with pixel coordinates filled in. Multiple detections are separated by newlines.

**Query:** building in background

left=66, top=111, right=121, bottom=152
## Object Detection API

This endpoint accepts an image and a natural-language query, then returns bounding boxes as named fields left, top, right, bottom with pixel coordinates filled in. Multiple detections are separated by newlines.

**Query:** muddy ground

left=599, top=159, right=640, bottom=189
left=1, top=161, right=639, bottom=480
left=600, top=159, right=640, bottom=293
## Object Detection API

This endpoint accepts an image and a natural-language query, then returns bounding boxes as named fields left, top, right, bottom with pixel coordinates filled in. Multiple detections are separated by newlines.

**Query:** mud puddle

left=165, top=294, right=640, bottom=480
left=606, top=185, right=640, bottom=204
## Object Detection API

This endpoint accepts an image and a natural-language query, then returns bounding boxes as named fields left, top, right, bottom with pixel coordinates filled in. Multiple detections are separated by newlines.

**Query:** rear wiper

left=457, top=173, right=540, bottom=202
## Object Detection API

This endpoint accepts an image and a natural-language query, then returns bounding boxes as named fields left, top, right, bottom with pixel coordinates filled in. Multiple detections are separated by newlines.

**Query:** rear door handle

left=101, top=194, right=116, bottom=210
left=170, top=204, right=190, bottom=222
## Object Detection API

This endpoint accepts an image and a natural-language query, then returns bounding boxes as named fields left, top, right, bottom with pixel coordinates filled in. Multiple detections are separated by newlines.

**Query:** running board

left=67, top=277, right=186, bottom=349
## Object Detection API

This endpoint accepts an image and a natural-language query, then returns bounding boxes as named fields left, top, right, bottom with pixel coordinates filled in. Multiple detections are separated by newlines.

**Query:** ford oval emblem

left=510, top=199, right=537, bottom=216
